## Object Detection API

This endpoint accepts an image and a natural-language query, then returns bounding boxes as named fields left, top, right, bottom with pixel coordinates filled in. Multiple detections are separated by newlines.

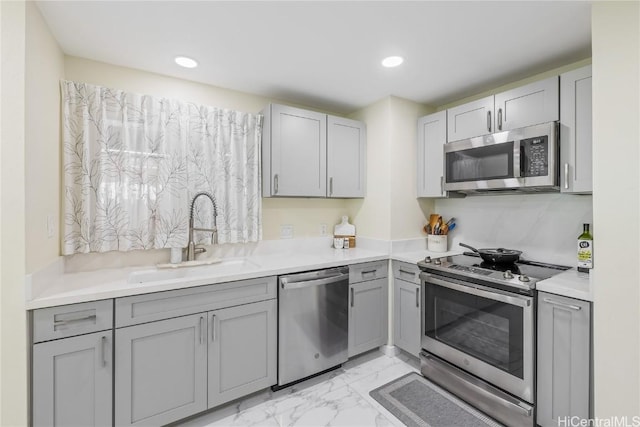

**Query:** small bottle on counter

left=577, top=223, right=593, bottom=273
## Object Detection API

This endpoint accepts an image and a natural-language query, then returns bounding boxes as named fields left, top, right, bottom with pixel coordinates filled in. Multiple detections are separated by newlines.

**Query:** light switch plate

left=280, top=224, right=294, bottom=239
left=320, top=223, right=328, bottom=236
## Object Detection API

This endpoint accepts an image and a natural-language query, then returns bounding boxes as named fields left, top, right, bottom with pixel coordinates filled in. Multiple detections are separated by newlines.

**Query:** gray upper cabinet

left=327, top=115, right=366, bottom=198
left=208, top=299, right=277, bottom=409
left=494, top=76, right=559, bottom=132
left=33, top=331, right=113, bottom=427
left=560, top=65, right=592, bottom=194
left=446, top=76, right=559, bottom=143
left=115, top=313, right=208, bottom=426
left=537, top=292, right=591, bottom=427
left=447, top=95, right=494, bottom=142
left=417, top=111, right=447, bottom=198
left=348, top=264, right=388, bottom=357
left=262, top=104, right=366, bottom=198
left=263, top=104, right=327, bottom=197
left=392, top=262, right=421, bottom=356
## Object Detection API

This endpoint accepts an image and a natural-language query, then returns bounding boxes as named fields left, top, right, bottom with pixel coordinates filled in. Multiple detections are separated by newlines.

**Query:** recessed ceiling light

left=175, top=56, right=198, bottom=69
left=381, top=56, right=404, bottom=68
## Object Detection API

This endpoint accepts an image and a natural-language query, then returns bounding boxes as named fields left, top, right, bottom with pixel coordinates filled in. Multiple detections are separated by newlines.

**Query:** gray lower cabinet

left=537, top=292, right=591, bottom=426
left=208, top=299, right=277, bottom=408
left=32, top=331, right=113, bottom=427
left=392, top=261, right=421, bottom=356
left=348, top=277, right=388, bottom=357
left=393, top=279, right=421, bottom=356
left=115, top=313, right=208, bottom=426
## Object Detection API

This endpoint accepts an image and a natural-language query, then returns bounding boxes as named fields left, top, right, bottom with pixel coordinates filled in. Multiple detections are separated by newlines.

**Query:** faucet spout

left=186, top=191, right=218, bottom=261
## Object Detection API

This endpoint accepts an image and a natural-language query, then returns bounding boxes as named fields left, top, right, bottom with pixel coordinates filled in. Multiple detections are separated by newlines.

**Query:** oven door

left=421, top=273, right=534, bottom=403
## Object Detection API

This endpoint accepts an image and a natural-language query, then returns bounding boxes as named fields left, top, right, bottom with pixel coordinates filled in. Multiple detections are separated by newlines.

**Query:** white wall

left=0, top=1, right=28, bottom=425
left=347, top=96, right=434, bottom=241
left=25, top=2, right=64, bottom=274
left=592, top=1, right=640, bottom=419
left=346, top=97, right=393, bottom=239
left=389, top=97, right=435, bottom=240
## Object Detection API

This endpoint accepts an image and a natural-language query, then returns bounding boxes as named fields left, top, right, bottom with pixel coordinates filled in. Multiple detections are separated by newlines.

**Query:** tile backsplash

left=435, top=193, right=593, bottom=266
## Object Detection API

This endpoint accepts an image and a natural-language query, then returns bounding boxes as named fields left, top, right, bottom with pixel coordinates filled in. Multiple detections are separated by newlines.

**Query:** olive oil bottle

left=577, top=223, right=593, bottom=273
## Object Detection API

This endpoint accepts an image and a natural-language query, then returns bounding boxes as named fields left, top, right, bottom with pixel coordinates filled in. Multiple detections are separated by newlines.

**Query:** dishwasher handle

left=281, top=272, right=349, bottom=290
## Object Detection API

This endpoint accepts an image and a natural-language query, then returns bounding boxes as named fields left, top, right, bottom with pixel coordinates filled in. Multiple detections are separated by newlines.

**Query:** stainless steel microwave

left=443, top=121, right=559, bottom=193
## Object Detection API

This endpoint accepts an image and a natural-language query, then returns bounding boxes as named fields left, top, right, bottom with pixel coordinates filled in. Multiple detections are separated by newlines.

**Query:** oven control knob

left=503, top=270, right=514, bottom=279
left=424, top=256, right=432, bottom=263
left=434, top=258, right=442, bottom=266
left=519, top=275, right=530, bottom=283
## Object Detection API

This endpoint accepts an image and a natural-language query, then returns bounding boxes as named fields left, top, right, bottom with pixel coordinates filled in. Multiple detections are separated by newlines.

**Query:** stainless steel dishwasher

left=276, top=267, right=349, bottom=388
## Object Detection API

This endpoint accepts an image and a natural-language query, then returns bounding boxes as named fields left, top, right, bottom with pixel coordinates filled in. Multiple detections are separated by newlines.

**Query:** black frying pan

left=459, top=243, right=522, bottom=264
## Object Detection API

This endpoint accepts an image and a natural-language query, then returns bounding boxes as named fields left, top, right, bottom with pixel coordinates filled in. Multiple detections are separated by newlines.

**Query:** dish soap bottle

left=577, top=223, right=593, bottom=273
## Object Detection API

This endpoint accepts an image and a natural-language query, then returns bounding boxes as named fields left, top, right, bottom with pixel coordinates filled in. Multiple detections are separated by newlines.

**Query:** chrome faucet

left=186, top=191, right=218, bottom=261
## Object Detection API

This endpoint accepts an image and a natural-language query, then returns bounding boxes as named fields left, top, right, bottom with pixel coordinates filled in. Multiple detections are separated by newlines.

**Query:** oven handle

left=424, top=275, right=531, bottom=308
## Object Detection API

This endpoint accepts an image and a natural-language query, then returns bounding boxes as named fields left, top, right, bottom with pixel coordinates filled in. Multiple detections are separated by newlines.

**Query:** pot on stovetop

left=459, top=242, right=522, bottom=264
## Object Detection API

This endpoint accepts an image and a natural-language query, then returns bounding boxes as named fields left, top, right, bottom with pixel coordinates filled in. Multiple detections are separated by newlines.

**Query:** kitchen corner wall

left=592, top=1, right=640, bottom=419
left=347, top=96, right=434, bottom=240
left=1, top=2, right=28, bottom=425
left=25, top=2, right=65, bottom=275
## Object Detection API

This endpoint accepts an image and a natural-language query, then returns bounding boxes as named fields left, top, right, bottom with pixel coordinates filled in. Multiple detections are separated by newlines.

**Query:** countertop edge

left=26, top=252, right=390, bottom=310
left=26, top=248, right=593, bottom=309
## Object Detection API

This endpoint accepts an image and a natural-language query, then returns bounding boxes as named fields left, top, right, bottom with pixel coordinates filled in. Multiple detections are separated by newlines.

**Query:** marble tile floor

left=176, top=350, right=421, bottom=427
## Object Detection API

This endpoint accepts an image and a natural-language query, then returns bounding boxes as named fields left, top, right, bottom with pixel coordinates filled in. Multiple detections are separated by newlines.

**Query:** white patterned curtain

left=62, top=80, right=262, bottom=255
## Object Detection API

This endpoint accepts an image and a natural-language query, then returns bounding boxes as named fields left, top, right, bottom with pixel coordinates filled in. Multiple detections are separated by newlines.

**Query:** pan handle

left=458, top=243, right=479, bottom=253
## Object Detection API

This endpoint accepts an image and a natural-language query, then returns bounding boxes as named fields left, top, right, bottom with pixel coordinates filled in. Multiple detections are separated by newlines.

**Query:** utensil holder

left=427, top=234, right=448, bottom=252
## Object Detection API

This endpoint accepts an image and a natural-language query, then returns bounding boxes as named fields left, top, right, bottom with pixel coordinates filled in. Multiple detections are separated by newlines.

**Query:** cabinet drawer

left=33, top=300, right=113, bottom=343
left=349, top=261, right=387, bottom=284
left=392, top=261, right=420, bottom=285
left=116, top=276, right=277, bottom=327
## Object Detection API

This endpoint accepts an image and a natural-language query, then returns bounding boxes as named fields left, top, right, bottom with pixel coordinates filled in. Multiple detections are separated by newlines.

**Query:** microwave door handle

left=518, top=143, right=525, bottom=178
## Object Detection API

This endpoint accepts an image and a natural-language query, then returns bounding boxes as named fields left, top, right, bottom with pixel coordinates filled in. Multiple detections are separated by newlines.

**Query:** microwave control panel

left=520, top=136, right=548, bottom=177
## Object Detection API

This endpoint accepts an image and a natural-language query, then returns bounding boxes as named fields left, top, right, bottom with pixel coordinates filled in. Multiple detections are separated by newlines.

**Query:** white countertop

left=26, top=237, right=594, bottom=310
left=26, top=246, right=388, bottom=310
left=391, top=249, right=462, bottom=265
left=536, top=268, right=593, bottom=302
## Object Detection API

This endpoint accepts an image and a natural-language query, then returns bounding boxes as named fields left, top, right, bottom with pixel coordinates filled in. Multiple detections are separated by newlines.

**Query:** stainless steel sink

left=127, top=258, right=261, bottom=284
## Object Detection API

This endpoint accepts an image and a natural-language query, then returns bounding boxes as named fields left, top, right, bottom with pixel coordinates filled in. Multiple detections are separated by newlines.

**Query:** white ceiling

left=36, top=1, right=592, bottom=114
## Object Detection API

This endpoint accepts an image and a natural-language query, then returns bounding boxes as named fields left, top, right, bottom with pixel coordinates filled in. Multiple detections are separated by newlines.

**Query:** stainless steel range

left=418, top=253, right=569, bottom=427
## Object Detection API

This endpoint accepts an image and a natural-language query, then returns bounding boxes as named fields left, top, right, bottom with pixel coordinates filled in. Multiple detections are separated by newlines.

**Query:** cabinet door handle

left=54, top=314, right=97, bottom=327
left=274, top=174, right=279, bottom=195
left=101, top=336, right=107, bottom=367
left=199, top=316, right=205, bottom=344
left=361, top=269, right=377, bottom=276
left=440, top=176, right=444, bottom=195
left=415, top=288, right=420, bottom=308
left=564, top=163, right=569, bottom=189
left=329, top=177, right=333, bottom=196
left=350, top=288, right=355, bottom=307
left=487, top=111, right=492, bottom=132
left=211, top=315, right=217, bottom=341
left=498, top=108, right=503, bottom=131
left=543, top=298, right=582, bottom=311
left=399, top=268, right=415, bottom=276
